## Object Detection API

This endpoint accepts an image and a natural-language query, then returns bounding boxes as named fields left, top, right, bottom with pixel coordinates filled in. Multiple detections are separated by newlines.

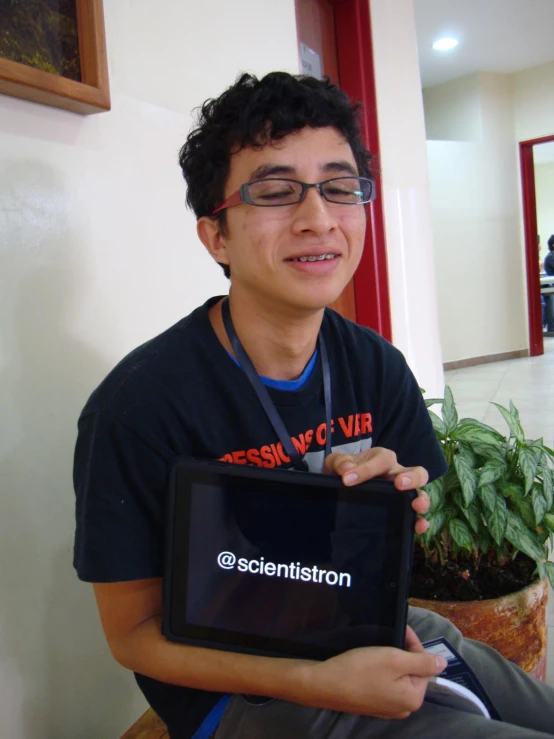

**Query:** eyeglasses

left=211, top=176, right=376, bottom=215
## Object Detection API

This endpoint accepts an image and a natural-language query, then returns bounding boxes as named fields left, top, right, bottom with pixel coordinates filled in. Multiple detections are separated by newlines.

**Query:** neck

left=209, top=290, right=324, bottom=381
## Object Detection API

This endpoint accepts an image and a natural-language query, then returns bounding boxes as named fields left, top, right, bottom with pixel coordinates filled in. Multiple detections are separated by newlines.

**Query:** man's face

left=200, top=126, right=367, bottom=313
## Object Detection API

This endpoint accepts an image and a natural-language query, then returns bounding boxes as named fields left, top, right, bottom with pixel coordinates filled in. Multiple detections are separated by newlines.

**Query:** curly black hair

left=178, top=72, right=373, bottom=278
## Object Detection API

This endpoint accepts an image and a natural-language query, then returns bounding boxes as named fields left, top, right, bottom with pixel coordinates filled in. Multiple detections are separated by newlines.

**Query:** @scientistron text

left=216, top=551, right=352, bottom=588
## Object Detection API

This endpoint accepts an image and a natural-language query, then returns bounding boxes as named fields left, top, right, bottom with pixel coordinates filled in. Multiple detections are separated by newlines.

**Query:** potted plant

left=409, top=387, right=554, bottom=679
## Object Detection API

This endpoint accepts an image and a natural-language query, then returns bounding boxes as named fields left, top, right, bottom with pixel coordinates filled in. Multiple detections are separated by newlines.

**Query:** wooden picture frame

left=0, top=0, right=110, bottom=115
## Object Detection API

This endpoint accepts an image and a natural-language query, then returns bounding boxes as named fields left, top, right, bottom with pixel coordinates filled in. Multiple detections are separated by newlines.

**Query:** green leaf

left=448, top=518, right=475, bottom=551
left=527, top=441, right=547, bottom=469
left=483, top=497, right=507, bottom=547
left=519, top=446, right=539, bottom=495
left=477, top=526, right=492, bottom=555
left=472, top=442, right=507, bottom=465
left=453, top=455, right=477, bottom=506
left=496, top=540, right=510, bottom=560
left=509, top=399, right=520, bottom=423
left=532, top=484, right=549, bottom=526
left=424, top=510, right=446, bottom=540
left=478, top=483, right=498, bottom=514
left=505, top=510, right=546, bottom=564
left=463, top=501, right=482, bottom=533
left=543, top=512, right=554, bottom=532
left=451, top=423, right=504, bottom=447
left=443, top=468, right=461, bottom=494
left=442, top=386, right=458, bottom=434
left=452, top=488, right=465, bottom=511
left=423, top=477, right=444, bottom=511
left=546, top=561, right=554, bottom=590
left=457, top=442, right=476, bottom=468
left=429, top=410, right=446, bottom=437
left=492, top=402, right=524, bottom=442
left=458, top=418, right=505, bottom=436
left=499, top=481, right=525, bottom=500
left=442, top=505, right=458, bottom=523
left=479, top=460, right=507, bottom=487
left=500, top=480, right=535, bottom=528
left=539, top=465, right=554, bottom=511
left=425, top=397, right=443, bottom=409
left=514, top=498, right=536, bottom=529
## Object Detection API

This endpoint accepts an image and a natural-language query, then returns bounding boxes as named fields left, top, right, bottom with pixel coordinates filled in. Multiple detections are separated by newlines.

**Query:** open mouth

left=287, top=253, right=338, bottom=262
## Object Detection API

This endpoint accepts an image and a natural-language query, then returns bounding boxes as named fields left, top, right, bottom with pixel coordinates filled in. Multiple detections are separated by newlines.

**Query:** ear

left=197, top=216, right=230, bottom=269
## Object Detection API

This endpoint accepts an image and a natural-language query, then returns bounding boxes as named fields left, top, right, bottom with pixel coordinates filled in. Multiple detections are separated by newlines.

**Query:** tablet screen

left=165, top=462, right=415, bottom=659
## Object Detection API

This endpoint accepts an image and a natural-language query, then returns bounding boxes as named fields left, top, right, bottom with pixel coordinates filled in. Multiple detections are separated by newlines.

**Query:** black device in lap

left=163, top=459, right=417, bottom=660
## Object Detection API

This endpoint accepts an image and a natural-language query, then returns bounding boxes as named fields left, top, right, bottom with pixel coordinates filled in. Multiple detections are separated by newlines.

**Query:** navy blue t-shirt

left=73, top=296, right=447, bottom=737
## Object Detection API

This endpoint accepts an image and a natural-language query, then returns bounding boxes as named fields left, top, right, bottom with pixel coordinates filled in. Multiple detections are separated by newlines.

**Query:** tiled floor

left=444, top=339, right=554, bottom=686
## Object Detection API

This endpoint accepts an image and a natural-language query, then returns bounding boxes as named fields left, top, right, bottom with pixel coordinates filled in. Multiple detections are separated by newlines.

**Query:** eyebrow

left=249, top=160, right=358, bottom=181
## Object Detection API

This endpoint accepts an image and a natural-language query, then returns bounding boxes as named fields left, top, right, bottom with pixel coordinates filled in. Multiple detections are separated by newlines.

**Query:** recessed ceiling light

left=432, top=38, right=459, bottom=52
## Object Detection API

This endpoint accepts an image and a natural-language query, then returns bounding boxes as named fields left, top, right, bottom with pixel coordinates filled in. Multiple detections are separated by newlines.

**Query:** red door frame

left=520, top=134, right=554, bottom=356
left=331, top=0, right=392, bottom=340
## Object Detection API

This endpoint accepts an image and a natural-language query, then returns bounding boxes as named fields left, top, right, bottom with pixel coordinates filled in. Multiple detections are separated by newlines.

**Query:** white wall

left=422, top=74, right=483, bottom=142
left=0, top=1, right=298, bottom=736
left=514, top=60, right=554, bottom=143
left=0, top=0, right=446, bottom=734
left=513, top=61, right=554, bottom=276
left=369, top=0, right=445, bottom=395
left=423, top=72, right=527, bottom=363
left=536, top=162, right=554, bottom=261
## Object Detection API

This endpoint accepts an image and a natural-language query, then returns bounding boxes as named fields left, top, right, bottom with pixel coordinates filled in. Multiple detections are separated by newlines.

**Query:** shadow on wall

left=0, top=161, right=144, bottom=737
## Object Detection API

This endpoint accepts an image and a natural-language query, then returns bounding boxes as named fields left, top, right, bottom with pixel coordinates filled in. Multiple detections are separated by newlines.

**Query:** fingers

left=411, top=489, right=430, bottom=514
left=412, top=490, right=431, bottom=534
left=414, top=515, right=430, bottom=535
left=392, top=466, right=429, bottom=492
left=323, top=451, right=360, bottom=479
left=324, top=448, right=399, bottom=485
left=324, top=448, right=432, bottom=533
left=325, top=448, right=429, bottom=489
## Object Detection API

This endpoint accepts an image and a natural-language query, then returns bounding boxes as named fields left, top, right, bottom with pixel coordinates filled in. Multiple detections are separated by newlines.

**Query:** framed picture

left=0, top=0, right=110, bottom=115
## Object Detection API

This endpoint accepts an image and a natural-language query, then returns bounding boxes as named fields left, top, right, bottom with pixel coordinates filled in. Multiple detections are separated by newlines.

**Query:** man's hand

left=297, top=626, right=446, bottom=719
left=323, top=447, right=430, bottom=535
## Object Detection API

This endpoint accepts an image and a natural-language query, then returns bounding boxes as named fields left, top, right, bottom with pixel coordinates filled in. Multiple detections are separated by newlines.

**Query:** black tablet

left=163, top=459, right=416, bottom=660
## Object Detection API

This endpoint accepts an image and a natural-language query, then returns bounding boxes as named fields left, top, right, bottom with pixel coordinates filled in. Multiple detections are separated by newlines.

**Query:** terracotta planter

left=410, top=578, right=549, bottom=680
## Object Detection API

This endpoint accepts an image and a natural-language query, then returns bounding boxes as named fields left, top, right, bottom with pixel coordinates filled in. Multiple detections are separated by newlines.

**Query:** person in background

left=544, top=235, right=554, bottom=335
left=544, top=234, right=554, bottom=275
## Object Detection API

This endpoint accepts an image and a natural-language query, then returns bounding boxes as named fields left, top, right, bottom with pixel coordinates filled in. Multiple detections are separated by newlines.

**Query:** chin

left=286, top=284, right=349, bottom=313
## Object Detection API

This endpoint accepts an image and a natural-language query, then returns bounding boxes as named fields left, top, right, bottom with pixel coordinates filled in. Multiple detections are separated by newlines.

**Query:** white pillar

left=370, top=0, right=445, bottom=396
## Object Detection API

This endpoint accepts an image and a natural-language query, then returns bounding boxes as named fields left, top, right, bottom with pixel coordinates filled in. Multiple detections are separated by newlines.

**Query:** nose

left=291, top=186, right=337, bottom=235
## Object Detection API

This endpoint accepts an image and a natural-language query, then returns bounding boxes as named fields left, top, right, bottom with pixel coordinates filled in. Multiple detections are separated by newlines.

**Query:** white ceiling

left=414, top=0, right=554, bottom=88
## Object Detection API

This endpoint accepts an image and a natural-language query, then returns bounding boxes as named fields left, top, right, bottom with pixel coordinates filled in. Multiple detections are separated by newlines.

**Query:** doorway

left=520, top=134, right=554, bottom=356
left=294, top=0, right=392, bottom=339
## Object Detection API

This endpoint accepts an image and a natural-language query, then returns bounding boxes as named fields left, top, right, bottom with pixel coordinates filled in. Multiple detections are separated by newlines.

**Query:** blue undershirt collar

left=226, top=348, right=318, bottom=391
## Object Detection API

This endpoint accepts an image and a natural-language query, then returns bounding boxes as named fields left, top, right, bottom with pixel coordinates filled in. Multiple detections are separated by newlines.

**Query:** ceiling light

left=432, top=38, right=458, bottom=52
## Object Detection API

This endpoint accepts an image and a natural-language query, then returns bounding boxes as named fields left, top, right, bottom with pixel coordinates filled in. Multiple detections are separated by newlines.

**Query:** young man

left=74, top=73, right=554, bottom=738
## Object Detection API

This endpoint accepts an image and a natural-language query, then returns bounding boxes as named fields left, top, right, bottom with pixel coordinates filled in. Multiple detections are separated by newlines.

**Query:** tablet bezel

left=163, top=459, right=416, bottom=660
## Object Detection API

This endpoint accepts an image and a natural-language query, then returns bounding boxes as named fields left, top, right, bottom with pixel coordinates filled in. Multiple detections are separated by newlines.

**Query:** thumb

left=404, top=651, right=447, bottom=678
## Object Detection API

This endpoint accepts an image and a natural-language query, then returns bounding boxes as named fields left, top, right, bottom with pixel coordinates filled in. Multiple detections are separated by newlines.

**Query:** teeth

left=297, top=254, right=336, bottom=262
